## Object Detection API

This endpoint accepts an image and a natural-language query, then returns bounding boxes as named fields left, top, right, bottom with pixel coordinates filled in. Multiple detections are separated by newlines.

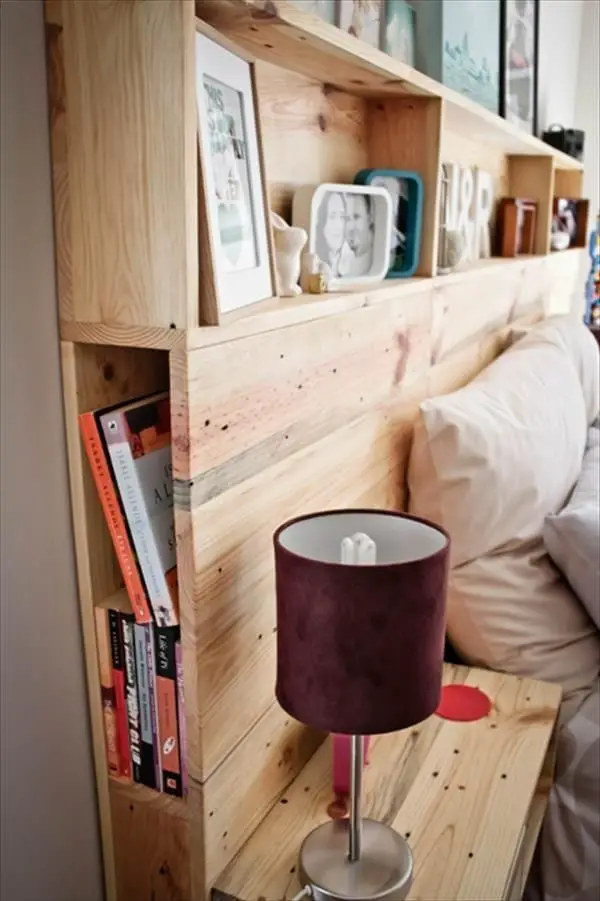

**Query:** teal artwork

left=413, top=0, right=500, bottom=114
left=383, top=1, right=416, bottom=66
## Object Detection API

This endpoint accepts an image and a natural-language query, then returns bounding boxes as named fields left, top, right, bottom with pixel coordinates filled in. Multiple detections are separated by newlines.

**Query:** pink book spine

left=332, top=735, right=370, bottom=796
left=175, top=641, right=188, bottom=797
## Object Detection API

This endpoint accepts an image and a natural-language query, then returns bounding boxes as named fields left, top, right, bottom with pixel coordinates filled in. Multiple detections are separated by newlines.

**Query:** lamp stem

left=349, top=734, right=363, bottom=862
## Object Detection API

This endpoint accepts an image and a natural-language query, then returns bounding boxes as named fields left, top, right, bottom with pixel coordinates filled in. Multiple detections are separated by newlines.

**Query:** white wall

left=575, top=0, right=599, bottom=221
left=0, top=2, right=103, bottom=900
left=538, top=0, right=584, bottom=132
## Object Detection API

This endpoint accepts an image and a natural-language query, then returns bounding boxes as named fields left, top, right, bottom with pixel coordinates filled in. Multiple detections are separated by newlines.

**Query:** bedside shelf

left=214, top=664, right=561, bottom=901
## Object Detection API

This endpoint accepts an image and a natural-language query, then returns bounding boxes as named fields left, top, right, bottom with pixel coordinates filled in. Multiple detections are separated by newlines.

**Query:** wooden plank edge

left=60, top=341, right=118, bottom=901
left=184, top=253, right=572, bottom=352
left=109, top=776, right=189, bottom=822
left=60, top=320, right=186, bottom=350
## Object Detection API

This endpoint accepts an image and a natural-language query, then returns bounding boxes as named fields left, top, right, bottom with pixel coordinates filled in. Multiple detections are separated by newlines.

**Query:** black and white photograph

left=314, top=190, right=375, bottom=279
left=195, top=29, right=273, bottom=319
left=203, top=76, right=258, bottom=274
left=500, top=0, right=539, bottom=134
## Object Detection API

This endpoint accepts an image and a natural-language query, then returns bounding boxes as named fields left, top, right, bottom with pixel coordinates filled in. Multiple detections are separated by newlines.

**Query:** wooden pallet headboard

left=169, top=251, right=574, bottom=888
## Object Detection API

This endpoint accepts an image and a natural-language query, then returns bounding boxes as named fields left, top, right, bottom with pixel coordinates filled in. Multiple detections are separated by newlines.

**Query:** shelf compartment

left=196, top=0, right=583, bottom=170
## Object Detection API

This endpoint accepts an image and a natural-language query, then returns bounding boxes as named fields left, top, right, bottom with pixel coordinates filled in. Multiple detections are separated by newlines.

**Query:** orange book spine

left=79, top=413, right=152, bottom=624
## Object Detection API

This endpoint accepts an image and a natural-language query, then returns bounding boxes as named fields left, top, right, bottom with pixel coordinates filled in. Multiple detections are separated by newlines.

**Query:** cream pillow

left=409, top=319, right=600, bottom=700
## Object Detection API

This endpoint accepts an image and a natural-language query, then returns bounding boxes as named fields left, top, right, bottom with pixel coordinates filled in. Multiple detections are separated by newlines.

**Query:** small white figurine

left=270, top=212, right=307, bottom=297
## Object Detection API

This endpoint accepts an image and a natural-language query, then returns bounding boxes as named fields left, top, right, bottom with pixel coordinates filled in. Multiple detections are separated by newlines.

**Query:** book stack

left=81, top=393, right=187, bottom=797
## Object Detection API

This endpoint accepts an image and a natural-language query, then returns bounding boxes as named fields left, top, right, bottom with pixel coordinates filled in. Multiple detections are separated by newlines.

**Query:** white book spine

left=101, top=414, right=177, bottom=627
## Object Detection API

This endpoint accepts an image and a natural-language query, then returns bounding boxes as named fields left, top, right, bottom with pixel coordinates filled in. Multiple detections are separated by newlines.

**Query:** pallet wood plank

left=214, top=666, right=561, bottom=901
left=58, top=0, right=197, bottom=328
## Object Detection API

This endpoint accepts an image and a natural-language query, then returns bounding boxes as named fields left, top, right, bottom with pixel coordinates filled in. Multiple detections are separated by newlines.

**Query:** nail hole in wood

left=501, top=773, right=507, bottom=779
left=290, top=866, right=296, bottom=874
left=266, top=742, right=271, bottom=748
left=468, top=852, right=474, bottom=859
left=281, top=798, right=289, bottom=804
left=204, top=419, right=210, bottom=426
left=432, top=771, right=439, bottom=778
left=317, top=113, right=327, bottom=132
left=404, top=831, right=411, bottom=839
left=333, top=368, right=337, bottom=373
left=280, top=353, right=284, bottom=359
left=453, top=749, right=460, bottom=754
left=264, top=43, right=273, bottom=49
left=258, top=633, right=263, bottom=640
left=129, top=804, right=134, bottom=812
left=221, top=424, right=229, bottom=431
left=297, top=384, right=303, bottom=390
left=103, top=363, right=115, bottom=381
left=526, top=696, right=531, bottom=701
left=458, top=785, right=465, bottom=791
left=304, top=786, right=310, bottom=792
left=444, top=785, right=449, bottom=791
left=209, top=811, right=214, bottom=817
left=218, top=567, right=223, bottom=574
left=223, top=831, right=228, bottom=838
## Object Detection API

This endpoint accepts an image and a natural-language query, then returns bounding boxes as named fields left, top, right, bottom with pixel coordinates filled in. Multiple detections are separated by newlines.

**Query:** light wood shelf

left=44, top=2, right=583, bottom=899
left=197, top=0, right=582, bottom=171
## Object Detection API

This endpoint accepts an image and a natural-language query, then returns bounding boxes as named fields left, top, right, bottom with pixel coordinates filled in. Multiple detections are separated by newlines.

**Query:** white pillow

left=409, top=319, right=600, bottom=701
left=544, top=429, right=600, bottom=629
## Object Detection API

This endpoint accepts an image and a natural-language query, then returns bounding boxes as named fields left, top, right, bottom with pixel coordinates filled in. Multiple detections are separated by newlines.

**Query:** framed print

left=500, top=0, right=539, bottom=135
left=292, top=183, right=392, bottom=289
left=195, top=28, right=273, bottom=320
left=337, top=0, right=383, bottom=48
left=382, top=0, right=415, bottom=66
left=288, top=0, right=336, bottom=23
left=354, top=169, right=423, bottom=277
left=414, top=0, right=500, bottom=114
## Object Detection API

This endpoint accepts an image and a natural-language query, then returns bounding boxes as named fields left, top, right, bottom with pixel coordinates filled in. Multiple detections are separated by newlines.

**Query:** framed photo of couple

left=195, top=23, right=275, bottom=324
left=293, top=184, right=392, bottom=289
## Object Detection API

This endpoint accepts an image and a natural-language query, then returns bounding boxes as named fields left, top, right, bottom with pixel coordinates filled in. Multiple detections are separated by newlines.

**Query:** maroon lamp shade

left=274, top=510, right=450, bottom=736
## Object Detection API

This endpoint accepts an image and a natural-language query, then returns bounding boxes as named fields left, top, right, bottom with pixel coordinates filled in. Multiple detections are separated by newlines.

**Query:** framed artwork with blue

left=354, top=169, right=423, bottom=278
left=413, top=0, right=500, bottom=115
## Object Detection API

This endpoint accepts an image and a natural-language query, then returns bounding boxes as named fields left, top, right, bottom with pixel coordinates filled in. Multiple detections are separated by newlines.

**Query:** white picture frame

left=195, top=29, right=273, bottom=317
left=292, top=183, right=392, bottom=289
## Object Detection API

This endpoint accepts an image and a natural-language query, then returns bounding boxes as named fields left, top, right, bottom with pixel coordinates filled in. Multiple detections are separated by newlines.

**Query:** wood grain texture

left=507, top=156, right=554, bottom=255
left=60, top=320, right=185, bottom=350
left=110, top=781, right=191, bottom=901
left=553, top=168, right=584, bottom=200
left=367, top=97, right=442, bottom=276
left=61, top=343, right=118, bottom=901
left=256, top=62, right=369, bottom=221
left=196, top=0, right=582, bottom=169
left=214, top=665, right=561, bottom=901
left=45, top=0, right=73, bottom=319
left=57, top=0, right=197, bottom=329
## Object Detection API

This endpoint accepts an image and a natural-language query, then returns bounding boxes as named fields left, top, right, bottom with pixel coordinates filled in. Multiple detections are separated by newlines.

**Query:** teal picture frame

left=354, top=168, right=423, bottom=278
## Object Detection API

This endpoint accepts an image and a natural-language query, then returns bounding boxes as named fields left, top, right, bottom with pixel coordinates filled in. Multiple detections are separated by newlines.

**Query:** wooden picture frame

left=496, top=197, right=538, bottom=257
left=195, top=23, right=275, bottom=323
left=500, top=0, right=539, bottom=135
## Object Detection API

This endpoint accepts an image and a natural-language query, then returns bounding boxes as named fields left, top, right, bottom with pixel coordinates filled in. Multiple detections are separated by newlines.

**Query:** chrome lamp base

left=298, top=818, right=413, bottom=901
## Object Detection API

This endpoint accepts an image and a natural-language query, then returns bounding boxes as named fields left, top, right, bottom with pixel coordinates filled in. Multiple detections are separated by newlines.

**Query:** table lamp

left=274, top=509, right=450, bottom=901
